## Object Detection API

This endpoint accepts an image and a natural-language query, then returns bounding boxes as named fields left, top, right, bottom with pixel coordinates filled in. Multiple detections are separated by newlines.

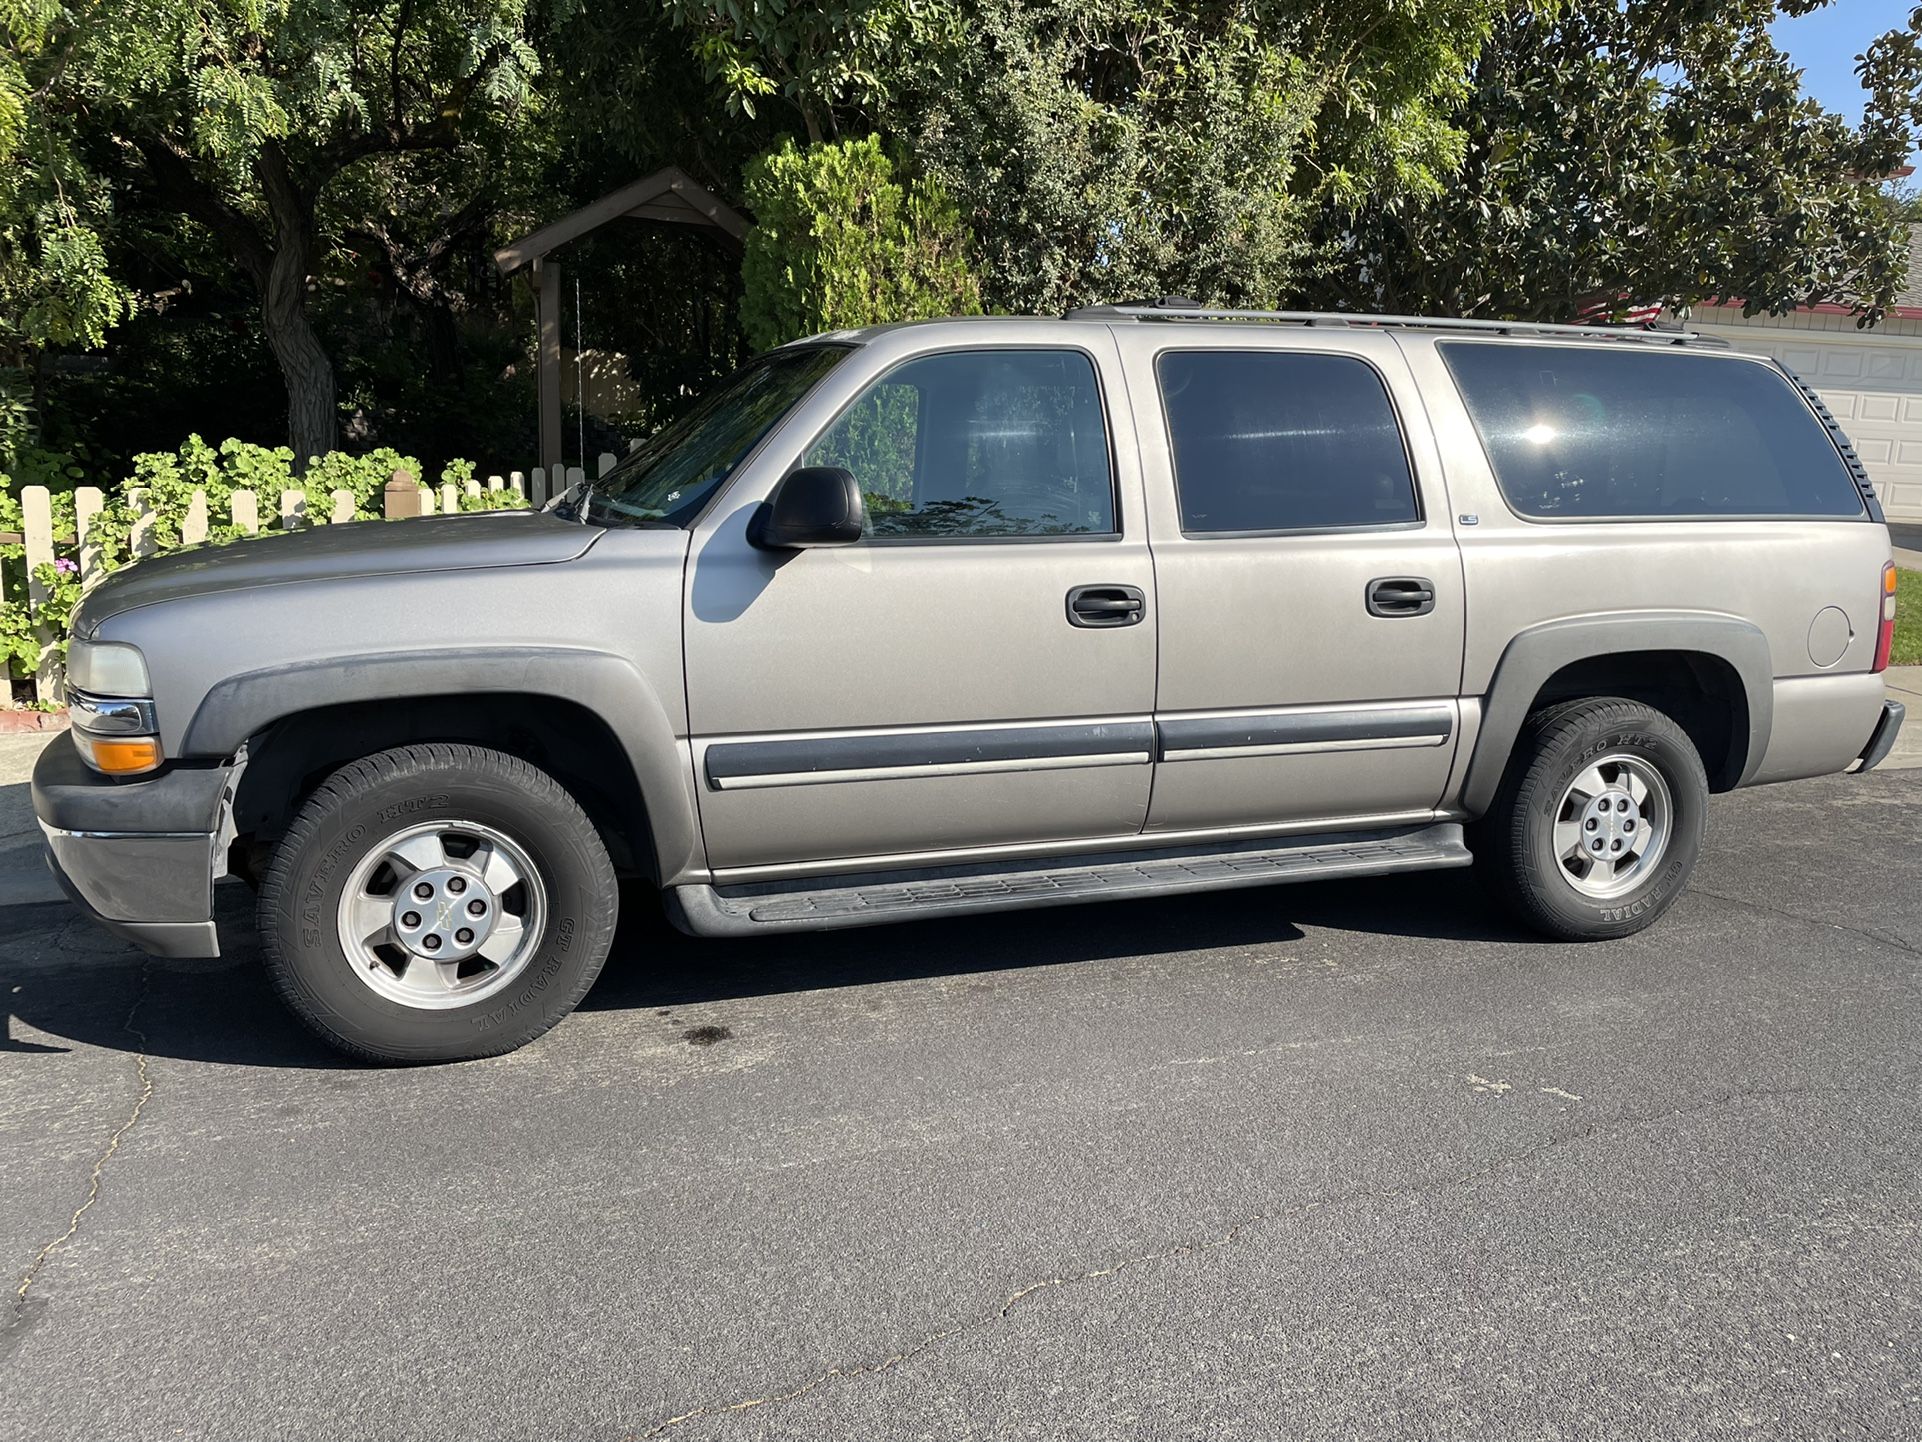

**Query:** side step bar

left=666, top=823, right=1473, bottom=937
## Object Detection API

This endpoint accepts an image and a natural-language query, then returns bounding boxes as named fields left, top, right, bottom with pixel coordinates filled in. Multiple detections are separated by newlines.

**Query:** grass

left=1896, top=568, right=1922, bottom=668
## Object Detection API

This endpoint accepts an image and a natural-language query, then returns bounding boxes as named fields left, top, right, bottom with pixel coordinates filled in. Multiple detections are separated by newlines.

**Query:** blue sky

left=1771, top=2, right=1912, bottom=145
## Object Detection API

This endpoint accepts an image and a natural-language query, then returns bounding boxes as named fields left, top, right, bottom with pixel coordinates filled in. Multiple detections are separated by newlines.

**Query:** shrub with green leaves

left=0, top=437, right=496, bottom=699
left=741, top=135, right=982, bottom=349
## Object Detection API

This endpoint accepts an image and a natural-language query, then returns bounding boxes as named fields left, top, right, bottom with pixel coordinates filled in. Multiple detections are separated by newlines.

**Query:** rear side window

left=804, top=349, right=1115, bottom=538
left=1439, top=342, right=1865, bottom=520
left=1157, top=351, right=1420, bottom=534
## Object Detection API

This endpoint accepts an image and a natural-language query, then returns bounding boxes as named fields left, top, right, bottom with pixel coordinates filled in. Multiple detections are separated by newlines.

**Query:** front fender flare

left=183, top=646, right=703, bottom=883
left=1461, top=612, right=1774, bottom=817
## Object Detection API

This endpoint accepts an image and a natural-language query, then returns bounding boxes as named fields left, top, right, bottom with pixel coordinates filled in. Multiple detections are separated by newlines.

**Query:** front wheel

left=1474, top=697, right=1708, bottom=941
left=257, top=743, right=618, bottom=1063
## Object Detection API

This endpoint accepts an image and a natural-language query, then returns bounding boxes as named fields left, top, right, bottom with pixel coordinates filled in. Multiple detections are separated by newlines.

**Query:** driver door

left=682, top=332, right=1157, bottom=875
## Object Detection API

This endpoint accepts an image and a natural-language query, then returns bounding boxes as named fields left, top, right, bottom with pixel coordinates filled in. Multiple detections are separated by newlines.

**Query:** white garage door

left=1691, top=322, right=1922, bottom=522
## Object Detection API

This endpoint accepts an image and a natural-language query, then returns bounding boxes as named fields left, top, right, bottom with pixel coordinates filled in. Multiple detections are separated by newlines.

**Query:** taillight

left=1873, top=561, right=1897, bottom=674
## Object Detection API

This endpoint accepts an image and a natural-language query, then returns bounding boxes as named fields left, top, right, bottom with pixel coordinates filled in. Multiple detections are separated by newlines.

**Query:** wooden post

left=466, top=479, right=483, bottom=499
left=21, top=486, right=58, bottom=703
left=529, top=467, right=545, bottom=504
left=74, top=487, right=105, bottom=580
left=232, top=490, right=260, bottom=534
left=331, top=489, right=356, bottom=524
left=183, top=489, right=209, bottom=544
left=508, top=470, right=523, bottom=494
left=534, top=258, right=563, bottom=476
left=384, top=469, right=422, bottom=520
left=597, top=451, right=617, bottom=478
left=280, top=489, right=306, bottom=529
left=565, top=465, right=585, bottom=497
left=440, top=482, right=459, bottom=514
left=129, top=488, right=157, bottom=558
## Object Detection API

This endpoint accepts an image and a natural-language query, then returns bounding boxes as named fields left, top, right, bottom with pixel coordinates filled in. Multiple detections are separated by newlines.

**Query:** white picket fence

left=5, top=451, right=630, bottom=704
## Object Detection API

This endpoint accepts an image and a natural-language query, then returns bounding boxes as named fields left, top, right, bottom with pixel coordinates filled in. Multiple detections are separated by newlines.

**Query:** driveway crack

left=1691, top=884, right=1922, bottom=959
left=9, top=959, right=155, bottom=1325
left=628, top=1081, right=1883, bottom=1438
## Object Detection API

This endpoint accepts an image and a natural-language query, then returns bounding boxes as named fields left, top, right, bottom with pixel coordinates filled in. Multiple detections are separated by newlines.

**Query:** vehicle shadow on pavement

left=582, top=868, right=1539, bottom=1012
left=1, top=869, right=1533, bottom=1067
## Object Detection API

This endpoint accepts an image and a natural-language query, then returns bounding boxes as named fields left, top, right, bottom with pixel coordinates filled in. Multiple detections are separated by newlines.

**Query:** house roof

left=1898, top=222, right=1922, bottom=311
left=1693, top=223, right=1922, bottom=323
left=493, top=166, right=746, bottom=276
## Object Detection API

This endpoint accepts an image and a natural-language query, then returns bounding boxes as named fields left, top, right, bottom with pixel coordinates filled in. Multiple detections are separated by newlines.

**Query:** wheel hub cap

left=391, top=866, right=498, bottom=963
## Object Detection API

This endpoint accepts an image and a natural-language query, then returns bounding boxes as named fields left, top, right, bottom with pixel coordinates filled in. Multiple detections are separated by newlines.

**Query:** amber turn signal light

left=73, top=732, right=162, bottom=776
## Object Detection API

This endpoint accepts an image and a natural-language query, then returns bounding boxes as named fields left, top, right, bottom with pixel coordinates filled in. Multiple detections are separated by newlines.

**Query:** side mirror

left=750, top=466, right=865, bottom=550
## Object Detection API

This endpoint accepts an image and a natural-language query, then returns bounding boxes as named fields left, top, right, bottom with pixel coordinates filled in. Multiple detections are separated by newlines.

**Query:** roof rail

left=1064, top=299, right=1724, bottom=347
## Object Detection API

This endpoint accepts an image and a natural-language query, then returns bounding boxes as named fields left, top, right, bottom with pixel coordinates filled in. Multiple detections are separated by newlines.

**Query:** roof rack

left=1064, top=298, right=1724, bottom=347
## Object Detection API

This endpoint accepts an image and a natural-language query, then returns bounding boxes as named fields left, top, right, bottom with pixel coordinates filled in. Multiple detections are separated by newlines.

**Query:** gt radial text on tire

left=1475, top=697, right=1709, bottom=942
left=257, top=743, right=619, bottom=1063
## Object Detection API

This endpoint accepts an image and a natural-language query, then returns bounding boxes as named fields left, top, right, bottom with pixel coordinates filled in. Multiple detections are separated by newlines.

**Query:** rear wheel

left=257, top=743, right=618, bottom=1063
left=1474, top=697, right=1708, bottom=940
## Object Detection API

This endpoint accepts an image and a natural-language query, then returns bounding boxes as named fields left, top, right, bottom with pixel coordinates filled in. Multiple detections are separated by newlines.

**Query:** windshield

left=562, top=345, right=853, bottom=527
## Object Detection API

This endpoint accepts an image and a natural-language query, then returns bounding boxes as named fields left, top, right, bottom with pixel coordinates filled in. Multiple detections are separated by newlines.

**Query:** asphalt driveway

left=3, top=759, right=1920, bottom=1440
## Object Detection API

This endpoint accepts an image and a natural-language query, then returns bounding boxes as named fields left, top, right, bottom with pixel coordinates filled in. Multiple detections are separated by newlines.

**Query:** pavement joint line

left=626, top=1079, right=1889, bottom=1439
left=1690, top=885, right=1922, bottom=960
left=9, top=958, right=155, bottom=1321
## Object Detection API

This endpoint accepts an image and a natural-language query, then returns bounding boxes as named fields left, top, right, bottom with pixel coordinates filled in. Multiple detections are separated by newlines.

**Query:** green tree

left=1307, top=0, right=1922, bottom=321
left=660, top=0, right=923, bottom=143
left=740, top=135, right=981, bottom=349
left=7, top=0, right=541, bottom=467
left=663, top=0, right=1504, bottom=315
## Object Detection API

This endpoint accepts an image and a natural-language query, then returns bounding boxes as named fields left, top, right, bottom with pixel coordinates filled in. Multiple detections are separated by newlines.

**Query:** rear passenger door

left=1120, top=333, right=1467, bottom=835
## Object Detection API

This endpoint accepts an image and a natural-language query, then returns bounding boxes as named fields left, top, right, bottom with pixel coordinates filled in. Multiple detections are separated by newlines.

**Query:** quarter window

left=804, top=349, right=1116, bottom=538
left=1157, top=351, right=1420, bottom=534
left=1438, top=342, right=1866, bottom=520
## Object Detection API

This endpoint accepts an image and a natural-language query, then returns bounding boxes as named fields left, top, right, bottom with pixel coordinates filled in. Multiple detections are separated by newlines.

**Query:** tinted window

left=805, top=350, right=1115, bottom=538
left=579, top=346, right=850, bottom=527
left=1157, top=352, right=1419, bottom=534
left=1439, top=342, right=1865, bottom=520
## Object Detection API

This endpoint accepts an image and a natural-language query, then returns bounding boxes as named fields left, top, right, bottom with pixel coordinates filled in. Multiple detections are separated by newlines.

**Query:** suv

left=34, top=305, right=1907, bottom=1062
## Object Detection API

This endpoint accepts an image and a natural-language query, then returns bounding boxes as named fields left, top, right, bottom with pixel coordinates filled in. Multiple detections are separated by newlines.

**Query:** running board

left=666, top=823, right=1472, bottom=937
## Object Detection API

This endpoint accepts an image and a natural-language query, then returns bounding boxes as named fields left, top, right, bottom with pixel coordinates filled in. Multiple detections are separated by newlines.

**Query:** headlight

left=67, top=640, right=151, bottom=697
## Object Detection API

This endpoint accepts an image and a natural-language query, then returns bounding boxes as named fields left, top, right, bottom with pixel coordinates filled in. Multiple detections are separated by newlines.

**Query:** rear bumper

left=1856, top=699, right=1906, bottom=774
left=32, top=732, right=235, bottom=959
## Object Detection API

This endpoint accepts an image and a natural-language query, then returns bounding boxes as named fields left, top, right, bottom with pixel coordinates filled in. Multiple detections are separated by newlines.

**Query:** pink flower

left=53, top=558, right=77, bottom=575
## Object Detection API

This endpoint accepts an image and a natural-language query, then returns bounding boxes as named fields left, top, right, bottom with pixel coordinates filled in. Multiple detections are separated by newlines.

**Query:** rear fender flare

left=1462, top=613, right=1774, bottom=816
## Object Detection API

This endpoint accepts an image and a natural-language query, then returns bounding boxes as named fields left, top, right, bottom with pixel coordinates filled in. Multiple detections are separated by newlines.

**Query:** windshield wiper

left=550, top=473, right=597, bottom=524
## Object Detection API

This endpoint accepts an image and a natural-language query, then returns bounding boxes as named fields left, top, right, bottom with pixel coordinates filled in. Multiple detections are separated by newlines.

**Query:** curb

left=0, top=708, right=69, bottom=734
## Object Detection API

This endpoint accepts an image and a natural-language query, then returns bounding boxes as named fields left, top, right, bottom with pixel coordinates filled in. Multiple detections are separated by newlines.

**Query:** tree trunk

left=257, top=144, right=338, bottom=469
left=260, top=255, right=338, bottom=467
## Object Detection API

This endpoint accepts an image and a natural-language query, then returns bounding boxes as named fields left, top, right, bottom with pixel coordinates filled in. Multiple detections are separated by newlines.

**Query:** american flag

left=1572, top=294, right=1666, bottom=326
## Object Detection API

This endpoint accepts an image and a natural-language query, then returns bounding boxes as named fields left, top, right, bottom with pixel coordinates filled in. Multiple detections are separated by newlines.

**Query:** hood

left=74, top=509, right=602, bottom=634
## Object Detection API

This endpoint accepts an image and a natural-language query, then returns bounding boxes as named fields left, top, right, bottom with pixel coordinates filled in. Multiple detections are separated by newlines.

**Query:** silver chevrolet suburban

left=34, top=304, right=1907, bottom=1062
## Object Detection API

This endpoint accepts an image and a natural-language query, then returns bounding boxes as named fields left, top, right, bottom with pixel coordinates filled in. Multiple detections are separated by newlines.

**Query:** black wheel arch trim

left=183, top=646, right=702, bottom=885
left=1462, top=612, right=1773, bottom=817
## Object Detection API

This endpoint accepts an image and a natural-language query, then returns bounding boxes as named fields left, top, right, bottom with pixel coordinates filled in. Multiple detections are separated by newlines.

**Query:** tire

left=1473, top=697, right=1708, bottom=941
left=257, top=743, right=618, bottom=1063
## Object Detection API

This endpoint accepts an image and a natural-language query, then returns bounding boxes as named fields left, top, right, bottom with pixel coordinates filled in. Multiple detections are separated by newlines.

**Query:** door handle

left=1067, top=584, right=1146, bottom=628
left=1366, top=576, right=1436, bottom=618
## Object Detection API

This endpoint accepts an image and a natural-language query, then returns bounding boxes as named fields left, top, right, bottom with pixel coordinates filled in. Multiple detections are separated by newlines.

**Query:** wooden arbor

left=494, top=166, right=747, bottom=478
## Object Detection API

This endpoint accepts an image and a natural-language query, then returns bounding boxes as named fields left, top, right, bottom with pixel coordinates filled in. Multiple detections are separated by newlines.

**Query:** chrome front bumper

left=32, top=732, right=236, bottom=959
